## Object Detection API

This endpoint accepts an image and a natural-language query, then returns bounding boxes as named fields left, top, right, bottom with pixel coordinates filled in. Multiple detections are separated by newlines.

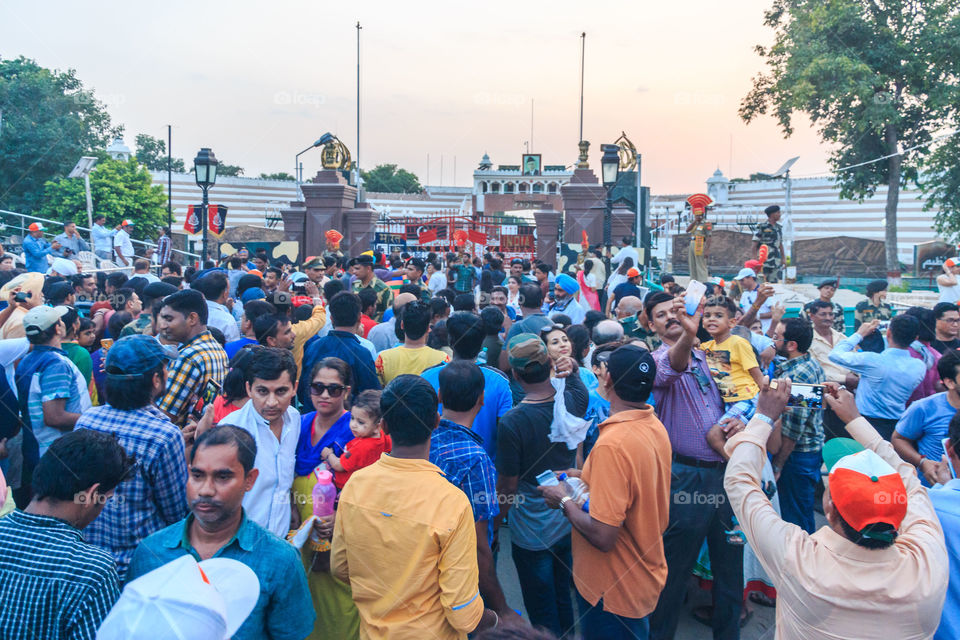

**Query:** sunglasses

left=310, top=382, right=347, bottom=398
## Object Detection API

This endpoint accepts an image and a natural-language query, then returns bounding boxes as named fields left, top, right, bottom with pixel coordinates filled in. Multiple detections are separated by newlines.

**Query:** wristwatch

left=558, top=496, right=573, bottom=511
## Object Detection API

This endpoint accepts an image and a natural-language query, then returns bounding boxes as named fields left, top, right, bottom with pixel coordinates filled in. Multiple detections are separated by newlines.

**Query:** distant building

left=472, top=152, right=573, bottom=216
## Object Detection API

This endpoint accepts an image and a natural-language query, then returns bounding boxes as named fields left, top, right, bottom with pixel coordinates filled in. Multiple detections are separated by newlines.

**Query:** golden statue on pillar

left=614, top=131, right=637, bottom=171
left=576, top=140, right=590, bottom=169
left=321, top=139, right=353, bottom=171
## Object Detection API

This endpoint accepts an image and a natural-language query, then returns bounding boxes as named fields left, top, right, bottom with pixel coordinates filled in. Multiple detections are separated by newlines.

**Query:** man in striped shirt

left=0, top=430, right=133, bottom=640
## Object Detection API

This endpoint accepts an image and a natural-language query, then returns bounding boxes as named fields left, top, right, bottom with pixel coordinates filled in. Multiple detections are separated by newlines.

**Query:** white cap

left=96, top=556, right=259, bottom=640
left=47, top=257, right=78, bottom=276
left=734, top=267, right=757, bottom=280
left=22, top=305, right=69, bottom=336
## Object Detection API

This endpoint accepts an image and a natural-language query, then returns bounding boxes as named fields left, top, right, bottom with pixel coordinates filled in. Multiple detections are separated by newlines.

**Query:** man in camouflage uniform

left=854, top=279, right=893, bottom=353
left=403, top=257, right=432, bottom=302
left=752, top=205, right=785, bottom=282
left=802, top=278, right=846, bottom=334
left=351, top=254, right=392, bottom=321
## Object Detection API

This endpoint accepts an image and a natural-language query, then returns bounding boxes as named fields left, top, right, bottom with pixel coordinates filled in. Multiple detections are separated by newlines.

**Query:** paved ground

left=496, top=510, right=829, bottom=639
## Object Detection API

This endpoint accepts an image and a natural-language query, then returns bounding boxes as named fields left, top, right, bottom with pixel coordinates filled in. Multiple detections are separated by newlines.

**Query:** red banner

left=208, top=204, right=228, bottom=237
left=467, top=230, right=488, bottom=246
left=418, top=228, right=438, bottom=244
left=184, top=205, right=200, bottom=234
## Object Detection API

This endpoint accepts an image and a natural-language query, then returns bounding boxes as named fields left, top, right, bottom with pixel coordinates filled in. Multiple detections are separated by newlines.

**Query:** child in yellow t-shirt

left=700, top=295, right=763, bottom=404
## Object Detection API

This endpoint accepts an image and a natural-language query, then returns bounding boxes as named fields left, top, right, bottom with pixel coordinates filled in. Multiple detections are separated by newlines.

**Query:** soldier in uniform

left=351, top=253, right=392, bottom=321
left=403, top=257, right=432, bottom=302
left=686, top=214, right=711, bottom=282
left=803, top=278, right=846, bottom=334
left=752, top=205, right=785, bottom=282
left=854, top=279, right=894, bottom=353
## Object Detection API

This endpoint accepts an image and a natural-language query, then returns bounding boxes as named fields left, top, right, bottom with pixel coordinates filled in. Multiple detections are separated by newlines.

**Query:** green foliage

left=888, top=283, right=911, bottom=293
left=361, top=164, right=423, bottom=194
left=0, top=56, right=114, bottom=213
left=217, top=164, right=244, bottom=177
left=135, top=134, right=186, bottom=172
left=258, top=172, right=295, bottom=181
left=37, top=156, right=167, bottom=240
left=740, top=0, right=960, bottom=272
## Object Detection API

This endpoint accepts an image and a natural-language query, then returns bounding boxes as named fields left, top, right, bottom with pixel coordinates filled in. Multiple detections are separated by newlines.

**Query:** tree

left=361, top=164, right=423, bottom=194
left=740, top=0, right=960, bottom=281
left=217, top=164, right=244, bottom=177
left=135, top=133, right=186, bottom=172
left=0, top=56, right=114, bottom=213
left=37, top=155, right=168, bottom=241
left=258, top=172, right=295, bottom=181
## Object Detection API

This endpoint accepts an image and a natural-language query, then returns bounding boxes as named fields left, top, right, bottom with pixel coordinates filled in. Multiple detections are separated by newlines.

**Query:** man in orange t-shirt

left=540, top=344, right=671, bottom=638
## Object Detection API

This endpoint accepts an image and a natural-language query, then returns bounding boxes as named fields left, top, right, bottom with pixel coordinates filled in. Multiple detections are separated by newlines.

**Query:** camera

left=13, top=291, right=30, bottom=303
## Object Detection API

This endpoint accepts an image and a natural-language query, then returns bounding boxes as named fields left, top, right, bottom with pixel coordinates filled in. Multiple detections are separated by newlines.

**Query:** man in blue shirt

left=829, top=314, right=926, bottom=440
left=430, top=360, right=520, bottom=625
left=127, top=425, right=314, bottom=640
left=893, top=348, right=960, bottom=486
left=929, top=412, right=960, bottom=640
left=298, top=291, right=380, bottom=411
left=421, top=312, right=512, bottom=461
left=22, top=222, right=61, bottom=273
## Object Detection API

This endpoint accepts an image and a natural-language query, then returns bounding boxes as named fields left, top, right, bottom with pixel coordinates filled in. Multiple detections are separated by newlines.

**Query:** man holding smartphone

left=771, top=317, right=826, bottom=533
left=892, top=349, right=960, bottom=487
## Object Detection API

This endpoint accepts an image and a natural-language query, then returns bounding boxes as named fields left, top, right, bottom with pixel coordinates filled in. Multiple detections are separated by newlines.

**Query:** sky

left=1, top=0, right=834, bottom=194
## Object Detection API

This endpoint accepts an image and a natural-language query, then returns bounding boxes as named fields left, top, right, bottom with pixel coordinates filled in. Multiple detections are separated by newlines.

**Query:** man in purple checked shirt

left=644, top=291, right=747, bottom=640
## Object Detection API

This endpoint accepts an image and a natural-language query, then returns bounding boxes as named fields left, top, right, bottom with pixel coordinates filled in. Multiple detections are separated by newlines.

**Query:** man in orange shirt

left=540, top=344, right=671, bottom=639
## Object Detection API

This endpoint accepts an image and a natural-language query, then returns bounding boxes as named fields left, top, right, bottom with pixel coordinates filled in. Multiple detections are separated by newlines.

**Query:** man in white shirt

left=737, top=268, right=774, bottom=333
left=113, top=220, right=136, bottom=270
left=193, top=271, right=241, bottom=343
left=216, top=347, right=300, bottom=539
left=427, top=259, right=447, bottom=295
left=610, top=236, right=640, bottom=270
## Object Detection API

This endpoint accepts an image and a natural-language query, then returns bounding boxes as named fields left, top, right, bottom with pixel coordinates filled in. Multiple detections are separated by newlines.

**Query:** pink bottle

left=312, top=469, right=336, bottom=518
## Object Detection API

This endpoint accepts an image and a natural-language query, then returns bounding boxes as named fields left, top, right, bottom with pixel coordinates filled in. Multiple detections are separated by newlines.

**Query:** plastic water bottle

left=558, top=473, right=590, bottom=512
left=476, top=347, right=488, bottom=365
left=310, top=469, right=337, bottom=542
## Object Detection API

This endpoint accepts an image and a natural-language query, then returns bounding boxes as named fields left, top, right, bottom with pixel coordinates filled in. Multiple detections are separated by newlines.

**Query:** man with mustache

left=128, top=425, right=314, bottom=640
left=644, top=291, right=748, bottom=640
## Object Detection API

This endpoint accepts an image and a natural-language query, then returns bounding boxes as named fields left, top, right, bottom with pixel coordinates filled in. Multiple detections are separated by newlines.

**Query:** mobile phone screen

left=787, top=383, right=824, bottom=410
left=684, top=280, right=707, bottom=315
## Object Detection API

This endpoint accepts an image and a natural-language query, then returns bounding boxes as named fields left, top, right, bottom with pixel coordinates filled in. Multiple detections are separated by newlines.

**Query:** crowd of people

left=2, top=229, right=960, bottom=640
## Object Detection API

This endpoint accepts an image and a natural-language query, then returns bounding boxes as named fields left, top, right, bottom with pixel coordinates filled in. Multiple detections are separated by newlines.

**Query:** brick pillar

left=343, top=203, right=379, bottom=257
left=533, top=207, right=561, bottom=268
left=560, top=168, right=606, bottom=245
left=280, top=169, right=364, bottom=259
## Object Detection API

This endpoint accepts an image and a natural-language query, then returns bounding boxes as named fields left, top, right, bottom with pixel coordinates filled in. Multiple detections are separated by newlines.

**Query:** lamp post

left=600, top=144, right=620, bottom=272
left=67, top=156, right=98, bottom=246
left=295, top=133, right=335, bottom=191
left=193, top=147, right=218, bottom=264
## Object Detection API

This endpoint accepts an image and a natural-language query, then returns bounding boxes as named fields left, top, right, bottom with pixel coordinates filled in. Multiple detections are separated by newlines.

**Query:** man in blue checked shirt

left=75, top=335, right=189, bottom=581
left=431, top=361, right=522, bottom=626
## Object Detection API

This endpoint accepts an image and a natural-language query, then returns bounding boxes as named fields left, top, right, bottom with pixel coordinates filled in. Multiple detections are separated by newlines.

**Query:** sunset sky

left=1, top=0, right=834, bottom=193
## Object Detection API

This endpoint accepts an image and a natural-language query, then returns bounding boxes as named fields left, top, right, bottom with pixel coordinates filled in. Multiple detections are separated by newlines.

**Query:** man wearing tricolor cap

left=937, top=257, right=960, bottom=305
left=724, top=379, right=947, bottom=639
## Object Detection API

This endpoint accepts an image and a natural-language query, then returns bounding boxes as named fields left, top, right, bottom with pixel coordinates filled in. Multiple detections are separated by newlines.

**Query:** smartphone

left=943, top=437, right=957, bottom=480
left=684, top=280, right=707, bottom=316
left=877, top=321, right=890, bottom=333
left=536, top=469, right=559, bottom=486
left=191, top=379, right=222, bottom=417
left=787, top=383, right=824, bottom=410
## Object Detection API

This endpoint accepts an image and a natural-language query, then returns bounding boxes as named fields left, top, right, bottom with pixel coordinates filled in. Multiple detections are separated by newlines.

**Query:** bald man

left=617, top=295, right=661, bottom=350
left=368, top=291, right=418, bottom=353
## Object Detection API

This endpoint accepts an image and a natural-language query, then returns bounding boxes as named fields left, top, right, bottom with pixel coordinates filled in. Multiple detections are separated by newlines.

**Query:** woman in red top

left=212, top=347, right=253, bottom=422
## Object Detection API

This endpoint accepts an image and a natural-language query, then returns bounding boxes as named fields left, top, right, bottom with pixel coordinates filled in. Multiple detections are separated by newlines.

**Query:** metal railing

left=0, top=209, right=199, bottom=262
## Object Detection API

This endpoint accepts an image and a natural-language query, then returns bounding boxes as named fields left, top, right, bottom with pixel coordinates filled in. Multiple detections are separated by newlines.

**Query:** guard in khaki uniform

left=685, top=193, right=712, bottom=282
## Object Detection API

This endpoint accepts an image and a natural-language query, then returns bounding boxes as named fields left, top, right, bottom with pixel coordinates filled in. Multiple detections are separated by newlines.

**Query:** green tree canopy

left=258, top=172, right=295, bottom=181
left=0, top=56, right=114, bottom=213
left=217, top=164, right=244, bottom=177
left=135, top=133, right=186, bottom=172
left=37, top=155, right=167, bottom=240
left=361, top=164, right=423, bottom=193
left=740, top=0, right=960, bottom=279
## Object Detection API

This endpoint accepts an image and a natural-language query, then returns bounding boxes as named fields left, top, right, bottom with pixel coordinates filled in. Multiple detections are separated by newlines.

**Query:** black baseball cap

left=606, top=344, right=656, bottom=403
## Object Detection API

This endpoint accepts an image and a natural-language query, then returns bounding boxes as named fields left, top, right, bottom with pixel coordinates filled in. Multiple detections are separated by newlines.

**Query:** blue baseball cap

left=240, top=287, right=266, bottom=304
left=105, top=335, right=178, bottom=376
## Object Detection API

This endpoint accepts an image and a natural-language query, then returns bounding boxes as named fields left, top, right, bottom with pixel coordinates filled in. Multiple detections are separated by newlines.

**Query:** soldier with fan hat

left=685, top=193, right=713, bottom=282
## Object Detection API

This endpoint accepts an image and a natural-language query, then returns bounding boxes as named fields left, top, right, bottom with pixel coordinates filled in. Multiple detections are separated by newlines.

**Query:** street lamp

left=600, top=144, right=621, bottom=270
left=68, top=156, right=98, bottom=247
left=193, top=147, right=218, bottom=263
left=295, top=133, right=335, bottom=188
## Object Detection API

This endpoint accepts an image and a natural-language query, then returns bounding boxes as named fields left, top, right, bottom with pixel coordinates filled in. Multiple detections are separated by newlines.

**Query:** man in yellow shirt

left=375, top=300, right=449, bottom=385
left=332, top=375, right=497, bottom=639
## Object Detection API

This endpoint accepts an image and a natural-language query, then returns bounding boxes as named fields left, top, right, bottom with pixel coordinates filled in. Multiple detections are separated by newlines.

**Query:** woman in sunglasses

left=292, top=357, right=360, bottom=639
